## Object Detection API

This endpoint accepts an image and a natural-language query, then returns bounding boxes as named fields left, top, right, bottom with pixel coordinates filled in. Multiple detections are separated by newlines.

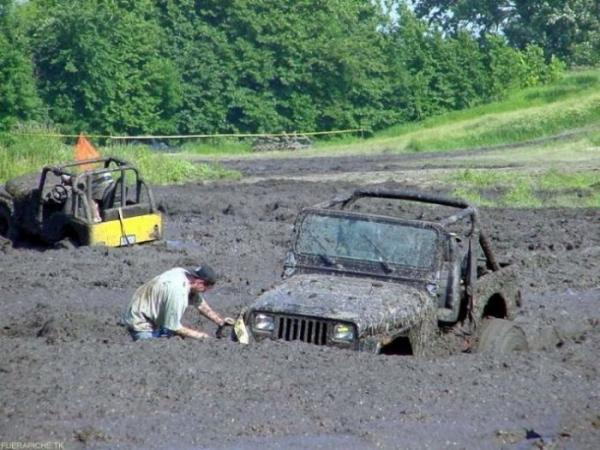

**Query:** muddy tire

left=0, top=202, right=11, bottom=238
left=157, top=200, right=169, bottom=215
left=53, top=237, right=79, bottom=250
left=0, top=201, right=20, bottom=242
left=477, top=318, right=528, bottom=353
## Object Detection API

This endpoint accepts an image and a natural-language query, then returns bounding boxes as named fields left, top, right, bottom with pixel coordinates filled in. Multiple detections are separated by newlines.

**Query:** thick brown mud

left=1, top=171, right=599, bottom=449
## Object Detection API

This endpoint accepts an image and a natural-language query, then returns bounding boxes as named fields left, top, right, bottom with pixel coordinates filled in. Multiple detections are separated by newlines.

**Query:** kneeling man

left=123, top=265, right=234, bottom=341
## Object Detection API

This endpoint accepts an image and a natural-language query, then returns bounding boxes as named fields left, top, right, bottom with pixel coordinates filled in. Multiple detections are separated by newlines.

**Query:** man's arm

left=197, top=301, right=234, bottom=326
left=173, top=326, right=211, bottom=340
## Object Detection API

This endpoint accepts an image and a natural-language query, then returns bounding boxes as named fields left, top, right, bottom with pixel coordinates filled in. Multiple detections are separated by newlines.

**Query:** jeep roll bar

left=37, top=157, right=157, bottom=223
left=315, top=188, right=500, bottom=271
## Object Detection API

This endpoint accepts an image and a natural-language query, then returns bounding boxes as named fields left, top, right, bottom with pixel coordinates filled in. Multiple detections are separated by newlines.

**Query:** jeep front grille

left=276, top=315, right=329, bottom=345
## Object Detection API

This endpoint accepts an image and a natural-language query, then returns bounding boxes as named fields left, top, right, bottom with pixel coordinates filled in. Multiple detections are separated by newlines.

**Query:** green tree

left=481, top=35, right=526, bottom=99
left=156, top=0, right=392, bottom=133
left=6, top=0, right=561, bottom=136
left=413, top=0, right=600, bottom=66
left=384, top=6, right=488, bottom=121
left=154, top=0, right=242, bottom=134
left=0, top=0, right=43, bottom=130
left=30, top=0, right=181, bottom=135
left=506, top=0, right=600, bottom=66
left=413, top=0, right=512, bottom=35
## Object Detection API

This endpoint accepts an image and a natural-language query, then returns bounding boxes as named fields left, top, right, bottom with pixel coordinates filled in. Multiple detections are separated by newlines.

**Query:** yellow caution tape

left=3, top=128, right=364, bottom=140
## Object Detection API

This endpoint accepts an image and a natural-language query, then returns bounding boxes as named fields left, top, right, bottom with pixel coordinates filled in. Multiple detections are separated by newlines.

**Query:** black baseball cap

left=187, top=264, right=217, bottom=286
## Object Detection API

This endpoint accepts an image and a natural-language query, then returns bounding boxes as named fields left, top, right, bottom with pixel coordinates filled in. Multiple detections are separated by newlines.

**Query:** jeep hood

left=250, top=274, right=434, bottom=337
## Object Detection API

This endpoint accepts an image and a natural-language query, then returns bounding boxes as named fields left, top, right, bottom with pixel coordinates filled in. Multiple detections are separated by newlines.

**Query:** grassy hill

left=370, top=69, right=600, bottom=152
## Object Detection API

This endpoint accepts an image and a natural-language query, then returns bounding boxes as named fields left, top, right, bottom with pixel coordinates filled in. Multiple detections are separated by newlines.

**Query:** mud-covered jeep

left=237, top=189, right=526, bottom=355
left=0, top=157, right=161, bottom=247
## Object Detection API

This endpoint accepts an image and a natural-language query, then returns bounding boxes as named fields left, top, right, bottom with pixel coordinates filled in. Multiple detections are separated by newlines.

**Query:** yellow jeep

left=0, top=157, right=162, bottom=247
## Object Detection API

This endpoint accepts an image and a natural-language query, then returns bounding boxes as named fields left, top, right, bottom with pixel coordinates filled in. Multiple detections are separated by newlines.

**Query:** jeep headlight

left=253, top=313, right=275, bottom=332
left=332, top=323, right=355, bottom=342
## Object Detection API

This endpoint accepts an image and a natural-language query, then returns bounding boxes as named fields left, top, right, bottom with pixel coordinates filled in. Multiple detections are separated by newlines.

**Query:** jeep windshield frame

left=292, top=209, right=443, bottom=281
left=315, top=188, right=500, bottom=272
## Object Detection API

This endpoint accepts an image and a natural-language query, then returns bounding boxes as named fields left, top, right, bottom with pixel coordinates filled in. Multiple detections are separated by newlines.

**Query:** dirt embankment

left=0, top=169, right=598, bottom=449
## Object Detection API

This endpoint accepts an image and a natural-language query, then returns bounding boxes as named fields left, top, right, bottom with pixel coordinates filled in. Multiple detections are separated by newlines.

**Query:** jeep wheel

left=53, top=237, right=79, bottom=250
left=0, top=203, right=12, bottom=238
left=477, top=318, right=528, bottom=353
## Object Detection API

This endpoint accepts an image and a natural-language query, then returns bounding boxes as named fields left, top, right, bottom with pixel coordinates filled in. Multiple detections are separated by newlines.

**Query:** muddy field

left=0, top=155, right=599, bottom=449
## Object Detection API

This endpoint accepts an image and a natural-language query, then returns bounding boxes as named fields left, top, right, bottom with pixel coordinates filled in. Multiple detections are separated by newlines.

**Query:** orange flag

left=74, top=134, right=100, bottom=170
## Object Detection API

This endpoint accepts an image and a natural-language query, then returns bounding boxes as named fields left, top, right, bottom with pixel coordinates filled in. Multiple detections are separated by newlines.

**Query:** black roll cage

left=313, top=188, right=500, bottom=271
left=36, top=157, right=157, bottom=223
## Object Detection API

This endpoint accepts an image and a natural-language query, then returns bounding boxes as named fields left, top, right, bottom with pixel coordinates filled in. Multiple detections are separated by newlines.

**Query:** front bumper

left=86, top=213, right=162, bottom=246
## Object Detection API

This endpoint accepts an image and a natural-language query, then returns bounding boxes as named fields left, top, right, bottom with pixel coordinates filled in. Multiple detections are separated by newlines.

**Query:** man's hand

left=215, top=317, right=235, bottom=339
left=198, top=301, right=234, bottom=327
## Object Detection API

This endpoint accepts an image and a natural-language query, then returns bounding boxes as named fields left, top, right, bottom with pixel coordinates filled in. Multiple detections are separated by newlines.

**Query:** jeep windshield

left=295, top=212, right=439, bottom=270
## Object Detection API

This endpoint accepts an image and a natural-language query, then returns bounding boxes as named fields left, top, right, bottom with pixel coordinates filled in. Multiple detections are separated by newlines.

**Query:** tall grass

left=305, top=69, right=600, bottom=155
left=0, top=127, right=239, bottom=185
left=106, top=145, right=240, bottom=184
left=0, top=124, right=71, bottom=182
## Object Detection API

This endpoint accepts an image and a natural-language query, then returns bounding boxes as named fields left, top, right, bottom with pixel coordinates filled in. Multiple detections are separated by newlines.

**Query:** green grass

left=536, top=168, right=600, bottom=191
left=312, top=132, right=368, bottom=149
left=106, top=145, right=240, bottom=184
left=0, top=126, right=240, bottom=185
left=403, top=94, right=600, bottom=152
left=0, top=124, right=72, bottom=182
left=589, top=131, right=600, bottom=146
left=306, top=69, right=600, bottom=156
left=446, top=168, right=600, bottom=208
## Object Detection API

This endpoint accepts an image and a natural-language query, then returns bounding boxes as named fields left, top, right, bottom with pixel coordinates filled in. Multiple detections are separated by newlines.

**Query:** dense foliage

left=413, top=0, right=600, bottom=67
left=0, top=0, right=574, bottom=135
left=0, top=0, right=43, bottom=130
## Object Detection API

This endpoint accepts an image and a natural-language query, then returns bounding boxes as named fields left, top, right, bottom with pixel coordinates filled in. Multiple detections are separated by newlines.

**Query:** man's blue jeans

left=129, top=327, right=174, bottom=341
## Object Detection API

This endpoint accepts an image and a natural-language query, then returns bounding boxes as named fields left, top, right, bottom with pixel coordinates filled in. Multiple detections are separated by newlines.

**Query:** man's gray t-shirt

left=122, top=268, right=204, bottom=332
